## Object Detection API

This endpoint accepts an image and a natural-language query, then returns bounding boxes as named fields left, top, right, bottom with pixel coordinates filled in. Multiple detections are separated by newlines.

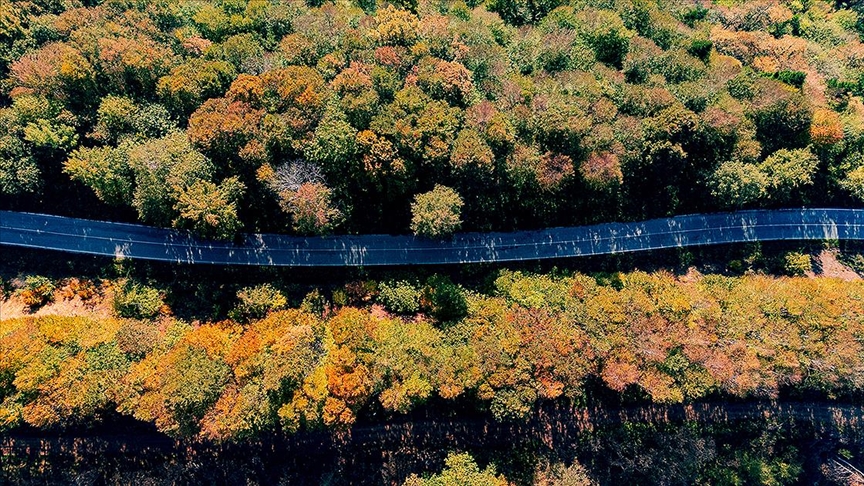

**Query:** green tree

left=157, top=59, right=236, bottom=115
left=113, top=282, right=164, bottom=319
left=403, top=452, right=508, bottom=486
left=127, top=133, right=214, bottom=227
left=64, top=145, right=134, bottom=206
left=378, top=280, right=421, bottom=314
left=759, top=148, right=819, bottom=202
left=709, top=161, right=767, bottom=208
left=173, top=177, right=245, bottom=240
left=410, top=185, right=464, bottom=238
left=783, top=252, right=811, bottom=276
left=232, top=283, right=288, bottom=321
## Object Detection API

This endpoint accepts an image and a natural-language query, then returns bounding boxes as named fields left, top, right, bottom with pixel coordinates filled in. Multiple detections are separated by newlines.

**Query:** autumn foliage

left=3, top=271, right=864, bottom=440
left=3, top=0, right=864, bottom=237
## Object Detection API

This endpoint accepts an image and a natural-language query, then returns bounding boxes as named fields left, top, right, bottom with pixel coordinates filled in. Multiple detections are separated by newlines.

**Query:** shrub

left=783, top=252, right=811, bottom=276
left=378, top=280, right=421, bottom=314
left=113, top=282, right=164, bottom=319
left=232, top=283, right=287, bottom=321
left=17, top=275, right=55, bottom=309
left=59, top=278, right=98, bottom=301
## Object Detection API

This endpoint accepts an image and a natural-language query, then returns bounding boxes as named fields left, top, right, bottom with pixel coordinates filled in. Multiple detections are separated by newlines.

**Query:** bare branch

left=269, top=159, right=324, bottom=193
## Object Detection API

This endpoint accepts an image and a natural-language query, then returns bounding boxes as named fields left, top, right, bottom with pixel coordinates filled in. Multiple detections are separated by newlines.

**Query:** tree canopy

left=2, top=0, right=864, bottom=238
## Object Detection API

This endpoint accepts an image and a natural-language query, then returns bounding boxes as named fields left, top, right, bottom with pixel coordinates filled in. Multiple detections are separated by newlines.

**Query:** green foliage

left=773, top=70, right=807, bottom=89
left=113, top=282, right=164, bottom=319
left=759, top=148, right=819, bottom=201
left=486, top=0, right=563, bottom=26
left=90, top=96, right=175, bottom=144
left=687, top=40, right=713, bottom=62
left=422, top=275, right=467, bottom=322
left=403, top=452, right=508, bottom=486
left=378, top=280, right=421, bottom=314
left=64, top=145, right=134, bottom=206
left=232, top=283, right=288, bottom=321
left=129, top=133, right=214, bottom=226
left=840, top=163, right=864, bottom=201
left=710, top=161, right=767, bottom=208
left=173, top=177, right=245, bottom=240
left=157, top=59, right=236, bottom=115
left=410, top=185, right=464, bottom=238
left=783, top=252, right=812, bottom=276
left=579, top=9, right=631, bottom=68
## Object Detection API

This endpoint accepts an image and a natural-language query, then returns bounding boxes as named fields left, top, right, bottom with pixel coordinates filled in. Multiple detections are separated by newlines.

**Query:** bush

left=783, top=252, right=811, bottom=276
left=17, top=275, right=55, bottom=309
left=59, top=278, right=98, bottom=301
left=232, top=283, right=287, bottom=321
left=378, top=280, right=421, bottom=314
left=113, top=282, right=164, bottom=319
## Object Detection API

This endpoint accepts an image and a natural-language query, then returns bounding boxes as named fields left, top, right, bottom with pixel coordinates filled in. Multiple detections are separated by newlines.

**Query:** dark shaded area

left=3, top=400, right=864, bottom=485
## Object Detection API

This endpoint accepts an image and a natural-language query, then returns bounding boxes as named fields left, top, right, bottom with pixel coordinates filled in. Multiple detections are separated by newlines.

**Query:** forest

left=3, top=261, right=864, bottom=483
left=3, top=269, right=864, bottom=440
left=5, top=0, right=864, bottom=483
left=2, top=0, right=864, bottom=237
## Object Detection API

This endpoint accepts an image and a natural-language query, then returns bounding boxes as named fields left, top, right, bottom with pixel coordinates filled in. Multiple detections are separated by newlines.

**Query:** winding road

left=1, top=208, right=863, bottom=266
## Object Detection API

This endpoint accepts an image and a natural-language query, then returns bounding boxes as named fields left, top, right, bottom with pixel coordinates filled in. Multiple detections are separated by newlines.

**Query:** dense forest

left=3, top=0, right=864, bottom=238
left=4, top=261, right=864, bottom=483
left=5, top=0, right=864, bottom=483
left=4, top=269, right=864, bottom=440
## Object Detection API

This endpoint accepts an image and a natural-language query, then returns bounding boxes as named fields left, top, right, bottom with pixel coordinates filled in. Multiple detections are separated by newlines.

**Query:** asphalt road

left=1, top=208, right=863, bottom=266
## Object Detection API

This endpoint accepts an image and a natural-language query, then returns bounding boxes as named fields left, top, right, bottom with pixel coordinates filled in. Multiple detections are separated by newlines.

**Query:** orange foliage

left=810, top=108, right=844, bottom=146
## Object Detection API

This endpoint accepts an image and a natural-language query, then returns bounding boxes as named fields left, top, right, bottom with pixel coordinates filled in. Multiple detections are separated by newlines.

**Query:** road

left=1, top=208, right=863, bottom=266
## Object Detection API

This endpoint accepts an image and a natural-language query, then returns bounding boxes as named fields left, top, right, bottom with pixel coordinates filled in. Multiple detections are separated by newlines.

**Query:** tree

left=759, top=147, right=819, bottom=201
left=378, top=281, right=421, bottom=314
left=840, top=164, right=864, bottom=201
left=809, top=108, right=844, bottom=146
left=581, top=151, right=623, bottom=188
left=281, top=182, right=343, bottom=235
left=403, top=452, right=509, bottom=486
left=783, top=252, right=811, bottom=276
left=187, top=98, right=264, bottom=159
left=64, top=145, right=133, bottom=205
left=450, top=129, right=495, bottom=174
left=710, top=161, right=767, bottom=208
left=127, top=133, right=213, bottom=227
left=487, top=0, right=563, bottom=25
left=232, top=284, right=288, bottom=321
left=113, top=282, right=164, bottom=319
left=157, top=59, right=236, bottom=115
left=410, top=185, right=464, bottom=238
left=331, top=63, right=380, bottom=128
left=173, top=177, right=245, bottom=240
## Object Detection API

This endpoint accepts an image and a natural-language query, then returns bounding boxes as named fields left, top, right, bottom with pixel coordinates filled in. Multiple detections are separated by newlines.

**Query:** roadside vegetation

left=3, top=267, right=864, bottom=442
